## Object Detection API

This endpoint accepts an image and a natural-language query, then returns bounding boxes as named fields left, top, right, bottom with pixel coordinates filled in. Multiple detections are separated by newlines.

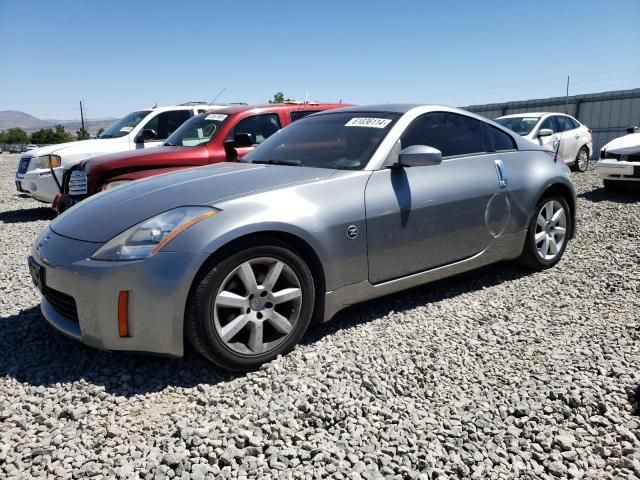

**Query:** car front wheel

left=518, top=196, right=572, bottom=270
left=186, top=240, right=315, bottom=371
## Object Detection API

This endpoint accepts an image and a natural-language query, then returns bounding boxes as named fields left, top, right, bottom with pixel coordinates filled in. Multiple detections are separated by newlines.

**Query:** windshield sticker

left=119, top=126, right=133, bottom=132
left=345, top=118, right=392, bottom=128
left=206, top=113, right=228, bottom=121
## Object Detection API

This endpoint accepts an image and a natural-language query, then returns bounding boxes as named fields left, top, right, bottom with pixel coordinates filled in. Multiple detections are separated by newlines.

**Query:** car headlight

left=36, top=154, right=61, bottom=169
left=91, top=206, right=218, bottom=260
left=103, top=180, right=131, bottom=191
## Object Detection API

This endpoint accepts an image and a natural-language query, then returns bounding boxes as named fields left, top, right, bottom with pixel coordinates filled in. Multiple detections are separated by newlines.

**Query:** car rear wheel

left=518, top=196, right=571, bottom=270
left=573, top=147, right=589, bottom=172
left=186, top=241, right=315, bottom=371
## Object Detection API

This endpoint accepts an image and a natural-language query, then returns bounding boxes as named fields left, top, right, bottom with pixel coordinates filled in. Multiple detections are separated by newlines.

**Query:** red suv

left=53, top=102, right=347, bottom=212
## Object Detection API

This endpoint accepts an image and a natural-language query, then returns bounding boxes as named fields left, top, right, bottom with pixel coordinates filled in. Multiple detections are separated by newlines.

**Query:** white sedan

left=495, top=112, right=592, bottom=172
left=597, top=126, right=640, bottom=190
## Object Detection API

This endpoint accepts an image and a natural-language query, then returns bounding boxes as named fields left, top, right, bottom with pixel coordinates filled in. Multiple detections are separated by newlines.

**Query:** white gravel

left=1, top=153, right=639, bottom=479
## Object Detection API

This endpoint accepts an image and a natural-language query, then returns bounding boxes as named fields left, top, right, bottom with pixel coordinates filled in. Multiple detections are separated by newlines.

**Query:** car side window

left=227, top=114, right=281, bottom=145
left=142, top=110, right=192, bottom=140
left=487, top=125, right=517, bottom=151
left=400, top=112, right=486, bottom=157
left=290, top=110, right=321, bottom=122
left=555, top=116, right=573, bottom=132
left=539, top=116, right=559, bottom=133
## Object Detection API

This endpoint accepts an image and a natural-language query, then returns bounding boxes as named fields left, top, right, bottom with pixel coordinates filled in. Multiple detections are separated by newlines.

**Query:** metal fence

left=465, top=88, right=640, bottom=158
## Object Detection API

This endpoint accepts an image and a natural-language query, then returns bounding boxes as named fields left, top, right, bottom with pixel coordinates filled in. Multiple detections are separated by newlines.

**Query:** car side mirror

left=537, top=128, right=553, bottom=137
left=135, top=128, right=158, bottom=143
left=626, top=126, right=638, bottom=134
left=232, top=133, right=253, bottom=148
left=398, top=145, right=443, bottom=167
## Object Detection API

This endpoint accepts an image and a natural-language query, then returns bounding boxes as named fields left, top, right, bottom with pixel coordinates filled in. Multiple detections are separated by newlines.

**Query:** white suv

left=495, top=113, right=593, bottom=172
left=597, top=126, right=640, bottom=190
left=15, top=104, right=224, bottom=203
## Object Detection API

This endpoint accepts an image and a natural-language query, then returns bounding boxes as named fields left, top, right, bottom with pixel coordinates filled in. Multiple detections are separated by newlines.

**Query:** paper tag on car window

left=206, top=114, right=228, bottom=121
left=119, top=126, right=133, bottom=132
left=345, top=118, right=392, bottom=128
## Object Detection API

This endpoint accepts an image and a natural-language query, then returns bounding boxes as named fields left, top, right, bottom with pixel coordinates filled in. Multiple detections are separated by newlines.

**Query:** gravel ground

left=0, top=153, right=638, bottom=479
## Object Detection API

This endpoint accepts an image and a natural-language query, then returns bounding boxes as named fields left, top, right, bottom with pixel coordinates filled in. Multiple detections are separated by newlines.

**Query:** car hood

left=85, top=146, right=208, bottom=176
left=25, top=138, right=126, bottom=166
left=51, top=162, right=337, bottom=242
left=602, top=132, right=640, bottom=155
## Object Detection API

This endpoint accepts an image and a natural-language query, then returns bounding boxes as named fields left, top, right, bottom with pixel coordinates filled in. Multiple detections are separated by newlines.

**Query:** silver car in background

left=29, top=105, right=576, bottom=370
left=495, top=112, right=592, bottom=172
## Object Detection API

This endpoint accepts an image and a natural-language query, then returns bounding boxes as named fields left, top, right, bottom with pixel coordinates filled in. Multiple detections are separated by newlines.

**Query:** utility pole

left=79, top=100, right=86, bottom=131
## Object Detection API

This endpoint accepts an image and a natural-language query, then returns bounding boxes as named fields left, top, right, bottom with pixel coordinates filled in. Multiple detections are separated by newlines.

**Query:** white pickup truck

left=15, top=103, right=224, bottom=203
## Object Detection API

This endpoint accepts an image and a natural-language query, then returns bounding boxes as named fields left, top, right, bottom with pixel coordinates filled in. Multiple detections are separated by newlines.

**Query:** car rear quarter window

left=401, top=112, right=486, bottom=157
left=487, top=125, right=516, bottom=151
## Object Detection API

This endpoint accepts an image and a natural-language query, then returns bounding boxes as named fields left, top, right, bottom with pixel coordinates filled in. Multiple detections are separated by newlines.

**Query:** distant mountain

left=0, top=110, right=51, bottom=130
left=0, top=110, right=117, bottom=135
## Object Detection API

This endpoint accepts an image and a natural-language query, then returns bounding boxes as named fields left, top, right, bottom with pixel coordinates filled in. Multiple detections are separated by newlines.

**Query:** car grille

left=44, top=287, right=79, bottom=323
left=17, top=157, right=32, bottom=174
left=68, top=170, right=88, bottom=195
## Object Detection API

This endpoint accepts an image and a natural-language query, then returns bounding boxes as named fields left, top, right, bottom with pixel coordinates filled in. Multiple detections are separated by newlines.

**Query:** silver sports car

left=29, top=105, right=576, bottom=370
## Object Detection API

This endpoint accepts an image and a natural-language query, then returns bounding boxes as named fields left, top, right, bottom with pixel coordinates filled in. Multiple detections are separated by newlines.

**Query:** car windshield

left=495, top=116, right=540, bottom=136
left=99, top=110, right=151, bottom=138
left=164, top=112, right=229, bottom=147
left=243, top=112, right=400, bottom=170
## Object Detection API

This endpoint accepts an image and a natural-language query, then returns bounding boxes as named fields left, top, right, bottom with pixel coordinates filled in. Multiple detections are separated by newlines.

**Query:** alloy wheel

left=213, top=257, right=303, bottom=355
left=577, top=149, right=589, bottom=171
left=535, top=200, right=567, bottom=261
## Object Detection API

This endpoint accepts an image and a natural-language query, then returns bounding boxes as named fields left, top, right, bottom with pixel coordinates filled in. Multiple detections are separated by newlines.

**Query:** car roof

left=199, top=103, right=348, bottom=116
left=497, top=112, right=572, bottom=119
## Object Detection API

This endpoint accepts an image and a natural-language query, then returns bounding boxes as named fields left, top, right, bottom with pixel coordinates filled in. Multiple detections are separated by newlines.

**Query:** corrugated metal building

left=465, top=88, right=640, bottom=158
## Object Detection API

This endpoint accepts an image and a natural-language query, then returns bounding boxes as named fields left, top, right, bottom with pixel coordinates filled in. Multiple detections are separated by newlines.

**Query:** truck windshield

left=495, top=116, right=540, bottom=136
left=99, top=110, right=151, bottom=138
left=243, top=112, right=400, bottom=170
left=164, top=113, right=229, bottom=147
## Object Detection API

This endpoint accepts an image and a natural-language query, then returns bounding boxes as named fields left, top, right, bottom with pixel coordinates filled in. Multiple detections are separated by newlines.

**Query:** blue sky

left=1, top=0, right=639, bottom=120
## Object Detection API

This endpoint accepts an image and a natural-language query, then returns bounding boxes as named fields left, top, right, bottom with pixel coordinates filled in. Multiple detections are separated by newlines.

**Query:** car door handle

left=494, top=159, right=508, bottom=189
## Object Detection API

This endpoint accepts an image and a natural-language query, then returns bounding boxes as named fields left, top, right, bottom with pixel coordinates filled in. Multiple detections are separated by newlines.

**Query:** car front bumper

left=30, top=227, right=209, bottom=357
left=596, top=159, right=640, bottom=182
left=20, top=167, right=64, bottom=203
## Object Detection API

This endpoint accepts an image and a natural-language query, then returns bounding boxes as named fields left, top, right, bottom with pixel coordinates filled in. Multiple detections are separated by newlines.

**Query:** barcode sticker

left=206, top=114, right=228, bottom=121
left=345, top=118, right=392, bottom=128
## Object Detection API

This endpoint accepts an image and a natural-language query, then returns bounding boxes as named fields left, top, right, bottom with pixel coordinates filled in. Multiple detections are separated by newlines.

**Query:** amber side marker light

left=118, top=291, right=130, bottom=337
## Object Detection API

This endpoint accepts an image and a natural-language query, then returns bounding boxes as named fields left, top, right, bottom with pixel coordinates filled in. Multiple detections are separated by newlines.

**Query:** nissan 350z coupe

left=30, top=105, right=577, bottom=371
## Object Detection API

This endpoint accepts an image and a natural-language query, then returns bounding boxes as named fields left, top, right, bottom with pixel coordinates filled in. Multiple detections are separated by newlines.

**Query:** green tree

left=76, top=127, right=90, bottom=140
left=96, top=127, right=105, bottom=137
left=30, top=128, right=56, bottom=144
left=5, top=127, right=29, bottom=144
left=270, top=92, right=291, bottom=103
left=0, top=130, right=7, bottom=143
left=53, top=124, right=75, bottom=143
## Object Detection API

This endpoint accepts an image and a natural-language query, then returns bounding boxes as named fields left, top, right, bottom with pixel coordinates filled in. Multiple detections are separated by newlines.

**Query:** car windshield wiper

left=164, top=141, right=175, bottom=146
left=99, top=134, right=114, bottom=139
left=251, top=159, right=302, bottom=166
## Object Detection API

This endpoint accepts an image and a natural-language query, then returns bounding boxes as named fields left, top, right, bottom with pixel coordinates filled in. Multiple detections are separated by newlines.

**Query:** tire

left=572, top=147, right=589, bottom=172
left=186, top=239, right=315, bottom=371
left=518, top=195, right=572, bottom=270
